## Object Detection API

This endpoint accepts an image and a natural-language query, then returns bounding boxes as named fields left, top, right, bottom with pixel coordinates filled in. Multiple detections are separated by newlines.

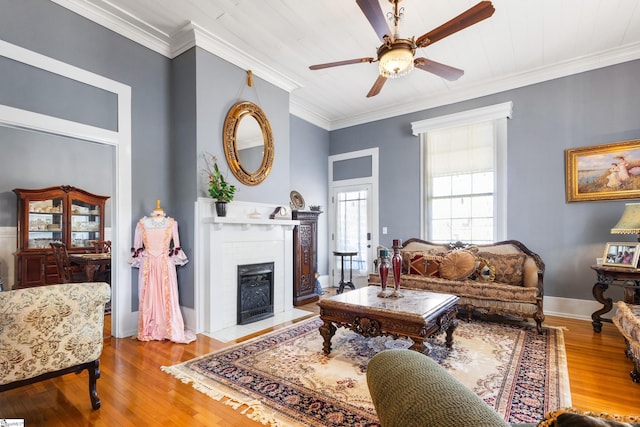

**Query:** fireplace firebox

left=237, top=262, right=274, bottom=325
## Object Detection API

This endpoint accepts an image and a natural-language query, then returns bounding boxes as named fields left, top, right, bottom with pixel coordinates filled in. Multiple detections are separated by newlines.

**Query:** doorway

left=0, top=39, right=133, bottom=338
left=328, top=148, right=379, bottom=289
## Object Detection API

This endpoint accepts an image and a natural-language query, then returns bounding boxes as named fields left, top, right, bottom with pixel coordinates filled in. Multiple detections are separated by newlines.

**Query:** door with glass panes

left=331, top=184, right=373, bottom=287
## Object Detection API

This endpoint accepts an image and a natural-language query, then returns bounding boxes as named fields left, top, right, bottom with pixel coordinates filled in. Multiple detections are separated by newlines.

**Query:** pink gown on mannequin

left=130, top=216, right=195, bottom=343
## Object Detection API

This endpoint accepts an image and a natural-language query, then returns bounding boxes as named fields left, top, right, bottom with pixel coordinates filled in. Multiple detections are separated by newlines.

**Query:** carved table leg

left=445, top=318, right=458, bottom=348
left=319, top=319, right=336, bottom=355
left=591, top=282, right=611, bottom=333
left=409, top=338, right=425, bottom=353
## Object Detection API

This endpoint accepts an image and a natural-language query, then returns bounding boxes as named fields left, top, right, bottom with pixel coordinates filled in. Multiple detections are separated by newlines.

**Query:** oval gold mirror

left=223, top=101, right=274, bottom=186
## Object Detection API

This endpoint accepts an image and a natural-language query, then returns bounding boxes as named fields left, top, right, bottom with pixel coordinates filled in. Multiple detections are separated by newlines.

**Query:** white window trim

left=411, top=102, right=512, bottom=242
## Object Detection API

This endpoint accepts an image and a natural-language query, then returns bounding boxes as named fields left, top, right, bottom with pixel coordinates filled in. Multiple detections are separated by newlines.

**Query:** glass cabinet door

left=70, top=198, right=101, bottom=248
left=26, top=197, right=64, bottom=249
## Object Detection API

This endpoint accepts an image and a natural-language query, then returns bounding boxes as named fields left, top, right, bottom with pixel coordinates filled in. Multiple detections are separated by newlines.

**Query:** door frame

left=328, top=148, right=379, bottom=285
left=0, top=40, right=134, bottom=338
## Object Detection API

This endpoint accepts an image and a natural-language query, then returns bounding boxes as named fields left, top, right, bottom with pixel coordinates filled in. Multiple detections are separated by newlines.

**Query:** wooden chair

left=93, top=240, right=111, bottom=254
left=92, top=241, right=112, bottom=286
left=50, top=242, right=84, bottom=283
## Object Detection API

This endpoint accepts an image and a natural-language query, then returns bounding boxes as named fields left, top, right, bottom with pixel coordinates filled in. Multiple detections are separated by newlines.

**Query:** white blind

left=426, top=121, right=495, bottom=176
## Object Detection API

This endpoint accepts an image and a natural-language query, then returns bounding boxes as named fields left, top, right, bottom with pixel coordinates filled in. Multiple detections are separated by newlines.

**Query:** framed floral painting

left=565, top=139, right=640, bottom=202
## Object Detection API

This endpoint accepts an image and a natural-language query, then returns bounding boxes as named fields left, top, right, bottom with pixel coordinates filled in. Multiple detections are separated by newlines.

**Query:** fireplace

left=237, top=262, right=274, bottom=325
left=195, top=199, right=298, bottom=335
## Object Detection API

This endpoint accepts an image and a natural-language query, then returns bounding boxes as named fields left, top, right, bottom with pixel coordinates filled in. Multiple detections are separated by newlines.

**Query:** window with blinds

left=424, top=120, right=499, bottom=244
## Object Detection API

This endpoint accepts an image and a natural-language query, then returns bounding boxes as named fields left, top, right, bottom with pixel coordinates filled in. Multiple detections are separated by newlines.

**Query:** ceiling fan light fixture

left=377, top=38, right=415, bottom=78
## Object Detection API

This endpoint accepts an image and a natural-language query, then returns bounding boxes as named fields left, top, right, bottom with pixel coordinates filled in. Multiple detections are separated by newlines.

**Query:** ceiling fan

left=309, top=0, right=495, bottom=97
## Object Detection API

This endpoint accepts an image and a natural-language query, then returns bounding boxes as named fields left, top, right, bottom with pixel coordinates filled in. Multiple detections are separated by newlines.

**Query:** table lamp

left=611, top=202, right=640, bottom=242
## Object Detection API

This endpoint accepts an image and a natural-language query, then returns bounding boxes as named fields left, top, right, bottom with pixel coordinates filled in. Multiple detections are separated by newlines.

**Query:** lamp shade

left=611, top=203, right=640, bottom=234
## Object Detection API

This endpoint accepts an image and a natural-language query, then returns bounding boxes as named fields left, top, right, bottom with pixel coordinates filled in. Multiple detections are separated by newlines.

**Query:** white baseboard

left=182, top=305, right=196, bottom=334
left=543, top=295, right=612, bottom=322
left=319, top=274, right=330, bottom=287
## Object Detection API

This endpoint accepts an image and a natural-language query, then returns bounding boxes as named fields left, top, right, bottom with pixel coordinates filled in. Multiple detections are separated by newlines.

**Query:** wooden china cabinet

left=13, top=185, right=109, bottom=289
left=292, top=210, right=321, bottom=306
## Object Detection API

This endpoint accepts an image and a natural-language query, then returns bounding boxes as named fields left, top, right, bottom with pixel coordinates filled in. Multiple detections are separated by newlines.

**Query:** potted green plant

left=204, top=154, right=236, bottom=217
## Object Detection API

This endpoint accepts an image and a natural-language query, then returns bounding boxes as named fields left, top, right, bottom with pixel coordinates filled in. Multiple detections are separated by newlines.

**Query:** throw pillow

left=536, top=408, right=640, bottom=426
left=401, top=250, right=445, bottom=273
left=439, top=250, right=477, bottom=280
left=409, top=254, right=442, bottom=277
left=477, top=252, right=526, bottom=286
left=469, top=256, right=495, bottom=282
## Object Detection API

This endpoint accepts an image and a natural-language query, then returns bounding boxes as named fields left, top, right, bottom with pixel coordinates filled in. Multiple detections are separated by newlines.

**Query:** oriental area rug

left=162, top=316, right=571, bottom=426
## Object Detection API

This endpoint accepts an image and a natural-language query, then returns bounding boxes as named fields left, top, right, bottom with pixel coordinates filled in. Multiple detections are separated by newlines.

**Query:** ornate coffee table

left=317, top=286, right=459, bottom=354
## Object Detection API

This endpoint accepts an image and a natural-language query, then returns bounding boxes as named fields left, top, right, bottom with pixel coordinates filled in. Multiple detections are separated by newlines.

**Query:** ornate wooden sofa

left=0, top=282, right=111, bottom=409
left=369, top=238, right=545, bottom=333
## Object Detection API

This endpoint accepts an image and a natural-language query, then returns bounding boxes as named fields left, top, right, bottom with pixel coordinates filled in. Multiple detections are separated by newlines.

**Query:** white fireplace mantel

left=193, top=198, right=300, bottom=335
left=203, top=216, right=298, bottom=231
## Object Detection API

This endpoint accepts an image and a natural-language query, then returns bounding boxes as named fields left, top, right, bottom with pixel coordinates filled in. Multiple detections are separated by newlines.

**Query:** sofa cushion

left=408, top=254, right=442, bottom=277
left=439, top=250, right=477, bottom=280
left=470, top=256, right=496, bottom=282
left=402, top=249, right=445, bottom=273
left=478, top=252, right=526, bottom=286
left=396, top=274, right=540, bottom=304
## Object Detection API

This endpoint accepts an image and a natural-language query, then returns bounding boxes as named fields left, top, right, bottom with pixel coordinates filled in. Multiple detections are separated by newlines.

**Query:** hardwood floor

left=1, top=295, right=639, bottom=426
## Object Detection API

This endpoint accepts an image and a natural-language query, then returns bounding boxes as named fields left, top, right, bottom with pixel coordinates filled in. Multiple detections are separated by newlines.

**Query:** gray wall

left=169, top=48, right=198, bottom=307
left=290, top=116, right=330, bottom=276
left=195, top=48, right=291, bottom=205
left=330, top=59, right=640, bottom=301
left=0, top=128, right=114, bottom=226
left=0, top=0, right=171, bottom=312
left=168, top=46, right=293, bottom=307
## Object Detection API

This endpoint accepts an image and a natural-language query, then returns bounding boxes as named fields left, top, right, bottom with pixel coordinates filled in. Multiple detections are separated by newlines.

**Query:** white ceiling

left=52, top=0, right=640, bottom=130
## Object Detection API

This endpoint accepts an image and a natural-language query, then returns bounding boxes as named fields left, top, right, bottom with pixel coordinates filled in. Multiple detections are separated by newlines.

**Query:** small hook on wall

left=247, top=70, right=253, bottom=87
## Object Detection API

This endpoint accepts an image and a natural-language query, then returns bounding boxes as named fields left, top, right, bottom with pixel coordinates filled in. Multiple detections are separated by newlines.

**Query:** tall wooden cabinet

left=292, top=210, right=321, bottom=306
left=13, top=185, right=109, bottom=289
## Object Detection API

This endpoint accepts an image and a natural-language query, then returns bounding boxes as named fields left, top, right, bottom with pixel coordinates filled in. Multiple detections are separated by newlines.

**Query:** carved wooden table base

left=318, top=286, right=459, bottom=354
left=590, top=265, right=640, bottom=332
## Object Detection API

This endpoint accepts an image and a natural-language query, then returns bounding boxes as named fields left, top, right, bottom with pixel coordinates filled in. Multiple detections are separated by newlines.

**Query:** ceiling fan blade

left=416, top=1, right=495, bottom=48
left=309, top=57, right=375, bottom=70
left=414, top=58, right=464, bottom=81
left=366, top=75, right=387, bottom=97
left=356, top=0, right=393, bottom=41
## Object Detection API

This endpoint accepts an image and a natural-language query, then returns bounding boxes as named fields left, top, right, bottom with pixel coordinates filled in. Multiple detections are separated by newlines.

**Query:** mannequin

left=130, top=200, right=195, bottom=343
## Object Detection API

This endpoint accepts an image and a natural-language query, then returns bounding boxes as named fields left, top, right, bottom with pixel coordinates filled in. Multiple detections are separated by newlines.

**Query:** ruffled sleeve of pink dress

left=130, top=216, right=195, bottom=344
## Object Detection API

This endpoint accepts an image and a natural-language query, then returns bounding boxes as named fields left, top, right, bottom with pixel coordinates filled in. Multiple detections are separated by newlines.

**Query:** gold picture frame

left=565, top=139, right=640, bottom=202
left=602, top=242, right=640, bottom=268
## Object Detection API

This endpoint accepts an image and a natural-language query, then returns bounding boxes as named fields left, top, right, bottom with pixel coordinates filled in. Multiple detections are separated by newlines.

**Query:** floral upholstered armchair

left=0, top=282, right=110, bottom=409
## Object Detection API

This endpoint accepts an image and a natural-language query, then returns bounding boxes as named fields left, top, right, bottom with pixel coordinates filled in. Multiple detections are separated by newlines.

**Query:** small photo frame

left=602, top=242, right=640, bottom=268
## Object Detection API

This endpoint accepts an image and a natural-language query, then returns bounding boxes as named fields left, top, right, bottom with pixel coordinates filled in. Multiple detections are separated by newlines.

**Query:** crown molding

left=51, top=0, right=640, bottom=131
left=289, top=97, right=331, bottom=130
left=170, top=22, right=301, bottom=93
left=326, top=41, right=640, bottom=130
left=50, top=0, right=172, bottom=55
left=51, top=0, right=301, bottom=93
